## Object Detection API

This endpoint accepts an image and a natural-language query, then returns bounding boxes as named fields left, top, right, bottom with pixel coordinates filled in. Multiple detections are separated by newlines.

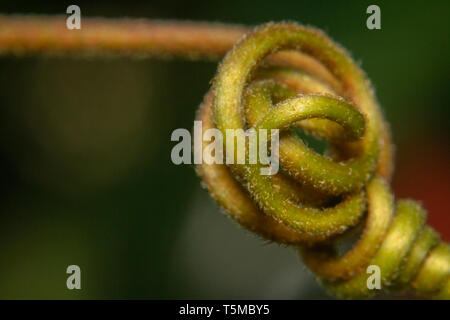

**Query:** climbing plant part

left=1, top=15, right=448, bottom=299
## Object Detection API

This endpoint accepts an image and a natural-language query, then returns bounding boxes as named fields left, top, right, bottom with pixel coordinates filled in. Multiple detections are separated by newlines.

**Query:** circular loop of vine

left=0, top=15, right=448, bottom=299
left=196, top=22, right=450, bottom=299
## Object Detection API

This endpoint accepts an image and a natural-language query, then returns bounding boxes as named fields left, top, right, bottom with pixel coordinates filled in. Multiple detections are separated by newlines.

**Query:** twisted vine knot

left=196, top=22, right=450, bottom=299
left=1, top=15, right=448, bottom=299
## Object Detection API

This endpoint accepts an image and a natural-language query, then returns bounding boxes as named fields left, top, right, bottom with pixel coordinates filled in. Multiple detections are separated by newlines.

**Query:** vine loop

left=196, top=22, right=450, bottom=299
left=1, top=15, right=448, bottom=299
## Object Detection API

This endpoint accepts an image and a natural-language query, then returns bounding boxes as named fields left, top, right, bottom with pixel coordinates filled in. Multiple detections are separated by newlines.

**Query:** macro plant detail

left=1, top=14, right=449, bottom=299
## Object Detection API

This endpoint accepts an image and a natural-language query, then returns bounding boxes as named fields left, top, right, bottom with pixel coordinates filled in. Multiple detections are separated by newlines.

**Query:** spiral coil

left=1, top=15, right=448, bottom=299
left=196, top=22, right=450, bottom=299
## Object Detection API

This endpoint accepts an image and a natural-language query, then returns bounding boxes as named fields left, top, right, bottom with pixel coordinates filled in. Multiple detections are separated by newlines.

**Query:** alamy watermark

left=66, top=5, right=81, bottom=30
left=170, top=121, right=280, bottom=175
left=66, top=265, right=81, bottom=290
left=366, top=264, right=381, bottom=290
left=366, top=5, right=381, bottom=30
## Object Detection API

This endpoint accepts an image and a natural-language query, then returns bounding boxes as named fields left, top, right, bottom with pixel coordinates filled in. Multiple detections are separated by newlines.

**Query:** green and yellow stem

left=1, top=15, right=448, bottom=299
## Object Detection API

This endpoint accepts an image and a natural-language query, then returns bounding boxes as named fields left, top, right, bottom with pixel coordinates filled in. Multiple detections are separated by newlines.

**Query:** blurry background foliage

left=0, top=0, right=448, bottom=299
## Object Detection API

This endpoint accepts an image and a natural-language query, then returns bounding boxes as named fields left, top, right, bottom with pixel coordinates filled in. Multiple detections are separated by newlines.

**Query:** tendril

left=196, top=22, right=450, bottom=299
left=1, top=15, right=448, bottom=299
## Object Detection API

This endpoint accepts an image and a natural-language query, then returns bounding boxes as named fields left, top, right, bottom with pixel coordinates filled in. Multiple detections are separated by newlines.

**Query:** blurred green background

left=0, top=0, right=448, bottom=299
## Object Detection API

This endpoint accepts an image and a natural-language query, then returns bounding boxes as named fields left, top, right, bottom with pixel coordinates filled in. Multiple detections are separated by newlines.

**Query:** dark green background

left=0, top=1, right=448, bottom=299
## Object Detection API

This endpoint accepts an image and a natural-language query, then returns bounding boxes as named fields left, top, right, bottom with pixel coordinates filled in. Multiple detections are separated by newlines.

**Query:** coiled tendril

left=196, top=22, right=450, bottom=299
left=1, top=15, right=448, bottom=299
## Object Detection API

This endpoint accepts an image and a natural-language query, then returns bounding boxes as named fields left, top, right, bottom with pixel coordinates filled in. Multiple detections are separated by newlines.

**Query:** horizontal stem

left=0, top=14, right=248, bottom=60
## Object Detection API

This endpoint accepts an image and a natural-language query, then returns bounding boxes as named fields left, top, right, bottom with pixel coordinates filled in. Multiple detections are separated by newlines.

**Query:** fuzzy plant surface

left=1, top=14, right=449, bottom=299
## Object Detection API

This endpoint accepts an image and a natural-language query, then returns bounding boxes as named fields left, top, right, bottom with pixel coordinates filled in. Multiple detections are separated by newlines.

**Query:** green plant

left=1, top=14, right=448, bottom=299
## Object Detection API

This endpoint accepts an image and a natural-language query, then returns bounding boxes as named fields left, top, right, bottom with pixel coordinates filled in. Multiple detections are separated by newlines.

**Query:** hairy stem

left=1, top=14, right=448, bottom=299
